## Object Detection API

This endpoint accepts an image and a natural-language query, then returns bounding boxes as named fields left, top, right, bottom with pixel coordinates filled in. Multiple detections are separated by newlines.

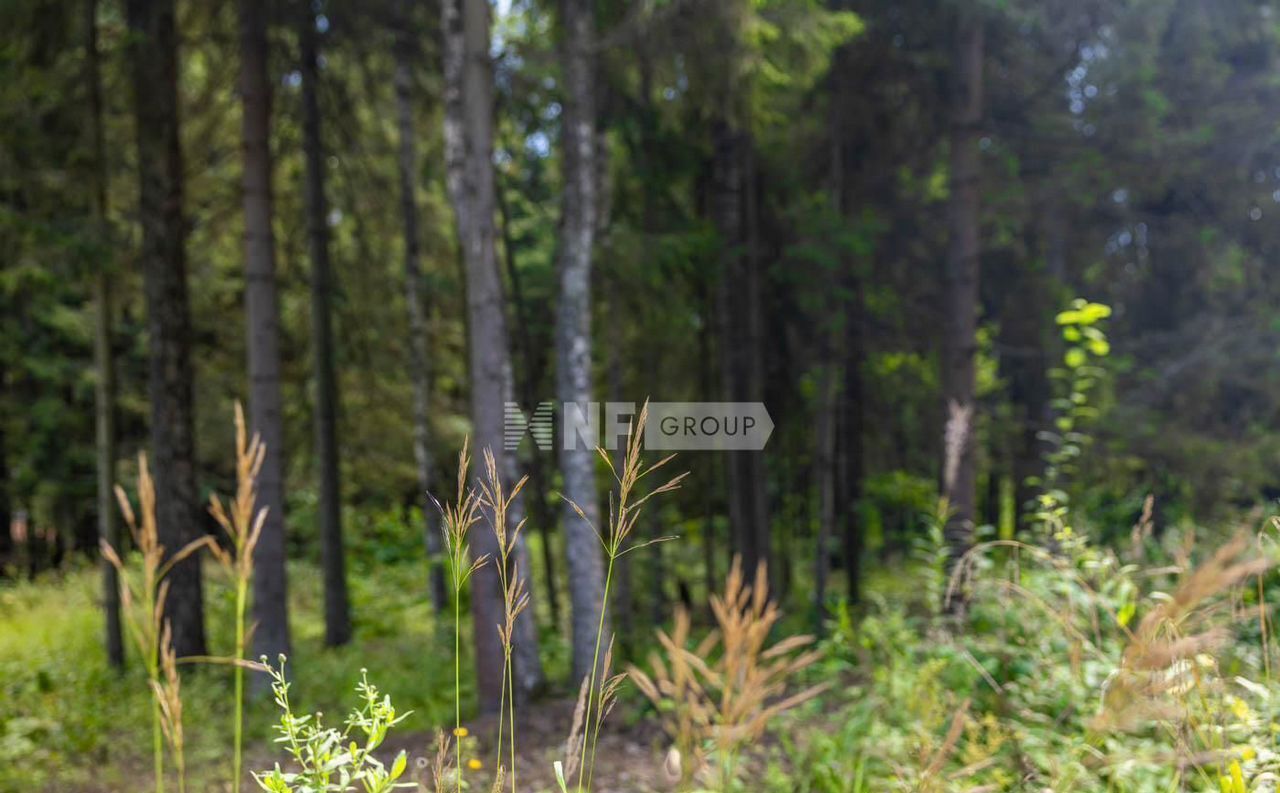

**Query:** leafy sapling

left=253, top=657, right=413, bottom=793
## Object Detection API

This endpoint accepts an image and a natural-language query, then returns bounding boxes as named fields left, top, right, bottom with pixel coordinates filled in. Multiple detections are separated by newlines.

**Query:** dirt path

left=384, top=699, right=675, bottom=793
left=57, top=698, right=677, bottom=792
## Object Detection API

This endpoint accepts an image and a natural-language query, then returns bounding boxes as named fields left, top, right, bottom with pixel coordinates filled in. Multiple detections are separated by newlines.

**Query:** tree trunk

left=504, top=377, right=545, bottom=699
left=712, top=121, right=770, bottom=582
left=698, top=277, right=718, bottom=606
left=557, top=0, right=608, bottom=686
left=605, top=273, right=632, bottom=651
left=441, top=0, right=468, bottom=237
left=240, top=0, right=292, bottom=663
left=741, top=150, right=770, bottom=580
left=1006, top=231, right=1052, bottom=532
left=394, top=0, right=447, bottom=614
left=941, top=9, right=984, bottom=614
left=813, top=357, right=838, bottom=628
left=497, top=178, right=560, bottom=627
left=88, top=0, right=123, bottom=669
left=829, top=93, right=867, bottom=605
left=127, top=0, right=206, bottom=659
left=301, top=6, right=351, bottom=647
left=443, top=0, right=543, bottom=712
left=0, top=367, right=9, bottom=577
left=837, top=279, right=865, bottom=603
left=983, top=455, right=1002, bottom=530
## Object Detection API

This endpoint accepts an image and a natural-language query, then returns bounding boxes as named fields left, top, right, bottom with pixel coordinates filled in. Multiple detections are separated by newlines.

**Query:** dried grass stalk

left=629, top=555, right=828, bottom=789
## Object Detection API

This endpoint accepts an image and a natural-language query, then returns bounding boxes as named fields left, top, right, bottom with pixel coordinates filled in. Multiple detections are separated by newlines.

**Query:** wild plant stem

left=152, top=697, right=164, bottom=793
left=722, top=750, right=738, bottom=792
left=148, top=580, right=164, bottom=793
left=496, top=659, right=507, bottom=772
left=1259, top=571, right=1271, bottom=684
left=578, top=554, right=615, bottom=793
left=232, top=577, right=247, bottom=793
left=454, top=591, right=461, bottom=793
left=490, top=485, right=516, bottom=793
left=495, top=555, right=509, bottom=781
left=506, top=649, right=516, bottom=793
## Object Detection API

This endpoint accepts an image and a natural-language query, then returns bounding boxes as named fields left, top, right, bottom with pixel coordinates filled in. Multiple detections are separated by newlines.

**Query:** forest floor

left=0, top=559, right=695, bottom=793
left=384, top=699, right=675, bottom=793
left=62, top=698, right=673, bottom=793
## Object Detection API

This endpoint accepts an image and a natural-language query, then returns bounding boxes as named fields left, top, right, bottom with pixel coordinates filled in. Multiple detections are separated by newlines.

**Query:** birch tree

left=556, top=0, right=608, bottom=684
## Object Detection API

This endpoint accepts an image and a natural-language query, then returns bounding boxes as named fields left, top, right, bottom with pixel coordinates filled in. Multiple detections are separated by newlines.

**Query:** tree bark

left=556, top=0, right=608, bottom=686
left=497, top=179, right=560, bottom=627
left=983, top=453, right=1002, bottom=530
left=443, top=0, right=543, bottom=711
left=941, top=9, right=984, bottom=614
left=87, top=0, right=123, bottom=669
left=711, top=121, right=771, bottom=582
left=394, top=0, right=447, bottom=614
left=301, top=5, right=351, bottom=647
left=605, top=272, right=632, bottom=649
left=240, top=0, right=291, bottom=663
left=441, top=0, right=468, bottom=237
left=1006, top=233, right=1052, bottom=533
left=505, top=374, right=544, bottom=699
left=837, top=278, right=865, bottom=603
left=813, top=357, right=837, bottom=627
left=0, top=364, right=9, bottom=577
left=697, top=276, right=722, bottom=609
left=741, top=150, right=770, bottom=582
left=127, top=0, right=206, bottom=658
left=831, top=111, right=865, bottom=605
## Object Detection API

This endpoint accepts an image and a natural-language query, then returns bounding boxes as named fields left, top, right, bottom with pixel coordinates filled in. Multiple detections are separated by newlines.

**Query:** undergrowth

left=769, top=516, right=1280, bottom=792
left=0, top=557, right=453, bottom=793
left=761, top=301, right=1280, bottom=792
left=7, top=304, right=1280, bottom=793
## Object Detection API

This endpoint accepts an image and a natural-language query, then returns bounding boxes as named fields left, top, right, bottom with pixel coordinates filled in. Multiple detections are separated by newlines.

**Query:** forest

left=4, top=0, right=1280, bottom=790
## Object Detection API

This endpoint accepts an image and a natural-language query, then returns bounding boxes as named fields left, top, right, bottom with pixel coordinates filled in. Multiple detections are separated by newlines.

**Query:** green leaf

left=1117, top=601, right=1136, bottom=627
left=1079, top=302, right=1112, bottom=323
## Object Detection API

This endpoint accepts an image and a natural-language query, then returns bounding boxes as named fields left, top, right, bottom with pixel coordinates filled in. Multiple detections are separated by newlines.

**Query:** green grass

left=6, top=515, right=1277, bottom=793
left=0, top=558, right=461, bottom=792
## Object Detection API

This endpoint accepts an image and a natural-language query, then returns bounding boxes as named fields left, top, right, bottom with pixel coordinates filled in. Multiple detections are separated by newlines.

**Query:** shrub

left=629, top=556, right=827, bottom=790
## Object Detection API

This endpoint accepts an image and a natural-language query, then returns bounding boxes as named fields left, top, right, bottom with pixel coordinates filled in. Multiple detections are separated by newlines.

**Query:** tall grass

left=101, top=405, right=280, bottom=793
left=91, top=363, right=1280, bottom=792
left=101, top=452, right=212, bottom=793
left=205, top=403, right=268, bottom=792
left=151, top=622, right=188, bottom=793
left=423, top=402, right=685, bottom=793
left=433, top=437, right=483, bottom=792
left=629, top=555, right=827, bottom=789
left=563, top=401, right=686, bottom=792
left=477, top=448, right=529, bottom=793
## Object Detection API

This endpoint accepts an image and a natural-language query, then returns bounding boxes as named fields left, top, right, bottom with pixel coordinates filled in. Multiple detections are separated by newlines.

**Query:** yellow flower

left=453, top=726, right=469, bottom=738
left=1230, top=698, right=1251, bottom=721
left=1240, top=746, right=1257, bottom=761
left=468, top=758, right=483, bottom=771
